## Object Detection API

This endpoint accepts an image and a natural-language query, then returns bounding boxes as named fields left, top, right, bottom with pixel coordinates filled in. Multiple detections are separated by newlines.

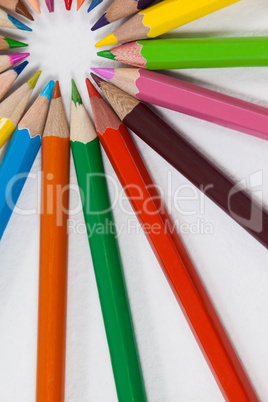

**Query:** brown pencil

left=0, top=0, right=34, bottom=20
left=91, top=74, right=268, bottom=250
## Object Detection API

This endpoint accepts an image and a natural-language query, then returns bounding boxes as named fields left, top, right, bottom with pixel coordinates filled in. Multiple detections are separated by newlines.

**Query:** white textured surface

left=0, top=0, right=268, bottom=401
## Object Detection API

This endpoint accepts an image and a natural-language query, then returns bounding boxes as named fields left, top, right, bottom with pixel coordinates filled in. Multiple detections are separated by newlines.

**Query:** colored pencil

left=87, top=77, right=259, bottom=401
left=87, top=0, right=102, bottom=13
left=77, top=0, right=84, bottom=10
left=0, top=80, right=53, bottom=241
left=92, top=67, right=268, bottom=142
left=45, top=0, right=54, bottom=12
left=70, top=80, right=147, bottom=402
left=65, top=0, right=72, bottom=10
left=98, top=36, right=268, bottom=69
left=95, top=0, right=241, bottom=47
left=36, top=81, right=69, bottom=402
left=0, top=61, right=28, bottom=101
left=0, top=70, right=41, bottom=148
left=25, top=0, right=40, bottom=13
left=92, top=0, right=156, bottom=31
left=0, top=35, right=28, bottom=49
left=0, top=8, right=32, bottom=31
left=0, top=0, right=34, bottom=20
left=91, top=74, right=268, bottom=250
left=0, top=53, right=29, bottom=73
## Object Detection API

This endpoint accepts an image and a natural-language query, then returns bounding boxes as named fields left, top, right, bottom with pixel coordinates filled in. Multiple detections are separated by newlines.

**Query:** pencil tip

left=97, top=50, right=116, bottom=61
left=77, top=0, right=84, bottom=9
left=16, top=0, right=34, bottom=20
left=27, top=70, right=42, bottom=89
left=87, top=0, right=102, bottom=13
left=7, top=14, right=32, bottom=31
left=13, top=60, right=29, bottom=77
left=95, top=33, right=118, bottom=48
left=41, top=80, right=55, bottom=102
left=72, top=79, right=82, bottom=105
left=65, top=0, right=72, bottom=10
left=86, top=78, right=102, bottom=98
left=4, top=37, right=28, bottom=49
left=91, top=67, right=115, bottom=80
left=91, top=13, right=109, bottom=31
left=45, top=0, right=54, bottom=12
left=52, top=81, right=61, bottom=99
left=90, top=73, right=104, bottom=89
left=9, top=53, right=30, bottom=65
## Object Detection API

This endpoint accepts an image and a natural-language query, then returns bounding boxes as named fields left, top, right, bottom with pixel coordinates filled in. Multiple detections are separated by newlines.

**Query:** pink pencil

left=92, top=68, right=268, bottom=142
left=45, top=0, right=54, bottom=12
left=0, top=53, right=29, bottom=74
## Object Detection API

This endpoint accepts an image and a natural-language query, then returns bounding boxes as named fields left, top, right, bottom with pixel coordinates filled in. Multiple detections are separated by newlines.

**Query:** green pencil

left=97, top=36, right=268, bottom=69
left=70, top=79, right=147, bottom=402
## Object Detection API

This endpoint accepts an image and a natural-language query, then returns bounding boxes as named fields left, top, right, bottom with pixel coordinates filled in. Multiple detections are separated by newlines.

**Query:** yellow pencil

left=96, top=0, right=241, bottom=47
left=0, top=71, right=41, bottom=148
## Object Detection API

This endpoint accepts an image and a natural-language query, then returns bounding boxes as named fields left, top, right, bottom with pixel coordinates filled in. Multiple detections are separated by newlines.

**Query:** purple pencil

left=45, top=0, right=54, bottom=12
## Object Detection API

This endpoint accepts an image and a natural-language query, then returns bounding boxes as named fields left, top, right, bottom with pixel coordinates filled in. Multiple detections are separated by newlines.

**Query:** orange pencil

left=36, top=81, right=70, bottom=402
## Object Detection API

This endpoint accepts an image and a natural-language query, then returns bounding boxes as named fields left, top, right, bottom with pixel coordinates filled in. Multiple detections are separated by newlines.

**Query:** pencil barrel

left=71, top=137, right=147, bottom=402
left=123, top=104, right=268, bottom=249
left=139, top=37, right=268, bottom=69
left=37, top=136, right=70, bottom=402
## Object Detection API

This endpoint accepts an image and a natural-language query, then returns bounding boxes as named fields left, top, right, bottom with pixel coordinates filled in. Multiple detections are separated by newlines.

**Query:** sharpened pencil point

left=86, top=78, right=102, bottom=98
left=91, top=67, right=115, bottom=80
left=7, top=14, right=32, bottom=31
left=45, top=0, right=54, bottom=12
left=52, top=81, right=61, bottom=99
left=27, top=70, right=42, bottom=89
left=72, top=79, right=82, bottom=105
left=9, top=53, right=30, bottom=65
left=13, top=60, right=29, bottom=76
left=91, top=13, right=109, bottom=31
left=41, top=81, right=55, bottom=102
left=88, top=0, right=103, bottom=13
left=65, top=0, right=72, bottom=10
left=90, top=74, right=104, bottom=88
left=77, top=0, right=85, bottom=9
left=4, top=37, right=28, bottom=49
left=97, top=50, right=116, bottom=61
left=96, top=33, right=118, bottom=48
left=16, top=0, right=34, bottom=20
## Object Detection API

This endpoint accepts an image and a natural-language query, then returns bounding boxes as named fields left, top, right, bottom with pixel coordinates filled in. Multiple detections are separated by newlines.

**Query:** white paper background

left=0, top=0, right=268, bottom=400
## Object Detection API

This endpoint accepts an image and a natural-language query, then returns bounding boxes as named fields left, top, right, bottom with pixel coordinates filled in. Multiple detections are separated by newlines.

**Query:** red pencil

left=86, top=78, right=258, bottom=402
left=65, top=0, right=72, bottom=9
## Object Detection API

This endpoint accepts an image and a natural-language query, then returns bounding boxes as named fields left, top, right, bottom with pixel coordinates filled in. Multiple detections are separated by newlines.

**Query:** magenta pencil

left=91, top=68, right=268, bottom=142
left=45, top=0, right=54, bottom=12
left=0, top=53, right=29, bottom=74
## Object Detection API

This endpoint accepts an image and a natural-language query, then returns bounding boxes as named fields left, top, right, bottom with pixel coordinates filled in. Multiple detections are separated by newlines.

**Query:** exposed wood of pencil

left=87, top=78, right=259, bottom=401
left=0, top=69, right=18, bottom=100
left=0, top=0, right=34, bottom=20
left=36, top=82, right=70, bottom=402
left=0, top=80, right=33, bottom=125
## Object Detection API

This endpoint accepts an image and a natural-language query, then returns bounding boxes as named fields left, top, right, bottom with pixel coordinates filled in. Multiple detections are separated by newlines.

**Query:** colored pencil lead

left=91, top=12, right=107, bottom=29
left=1, top=36, right=28, bottom=49
left=15, top=0, right=34, bottom=20
left=77, top=0, right=85, bottom=10
left=65, top=0, right=72, bottom=10
left=87, top=0, right=102, bottom=13
left=97, top=49, right=116, bottom=60
left=45, top=0, right=54, bottom=12
left=12, top=60, right=29, bottom=76
left=6, top=13, right=32, bottom=31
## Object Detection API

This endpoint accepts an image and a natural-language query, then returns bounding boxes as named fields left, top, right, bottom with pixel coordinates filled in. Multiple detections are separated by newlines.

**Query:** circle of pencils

left=98, top=37, right=268, bottom=69
left=70, top=80, right=147, bottom=402
left=0, top=1, right=267, bottom=401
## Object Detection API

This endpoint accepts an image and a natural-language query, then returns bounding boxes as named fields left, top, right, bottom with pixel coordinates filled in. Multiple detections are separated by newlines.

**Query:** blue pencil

left=0, top=81, right=54, bottom=240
